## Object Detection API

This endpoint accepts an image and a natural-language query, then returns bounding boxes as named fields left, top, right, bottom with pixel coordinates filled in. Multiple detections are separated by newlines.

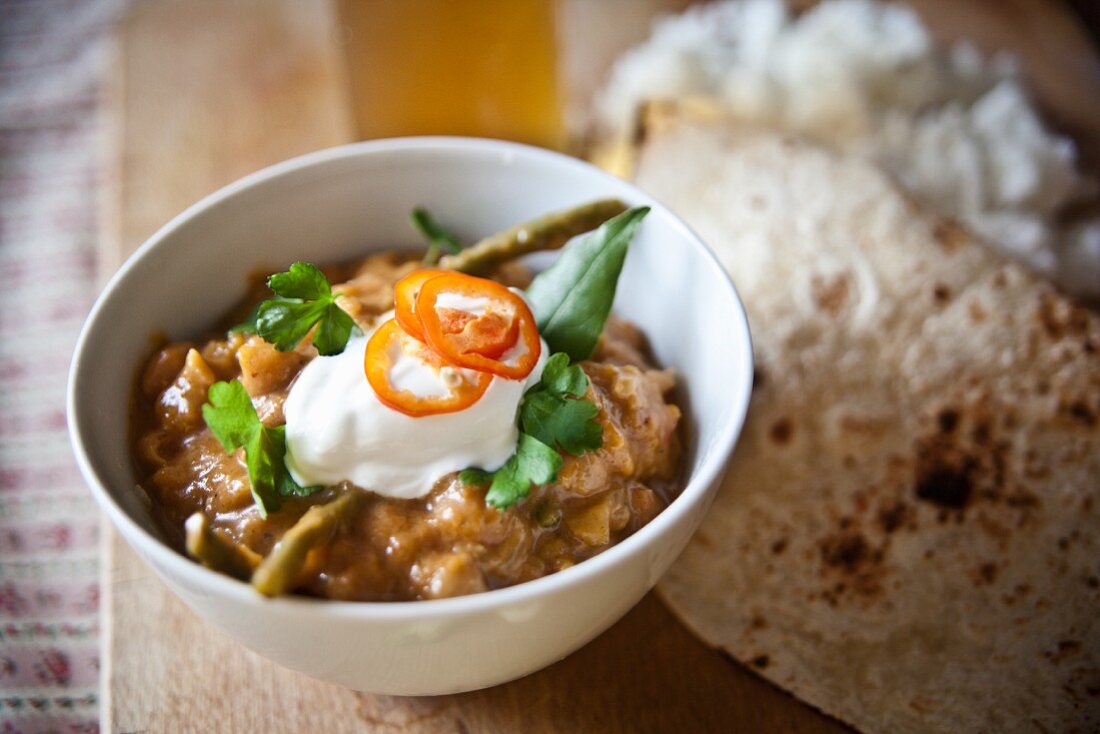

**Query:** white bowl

left=68, top=137, right=753, bottom=694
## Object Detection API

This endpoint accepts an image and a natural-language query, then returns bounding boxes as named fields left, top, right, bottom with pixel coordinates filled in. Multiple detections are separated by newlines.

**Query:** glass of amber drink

left=337, top=0, right=565, bottom=150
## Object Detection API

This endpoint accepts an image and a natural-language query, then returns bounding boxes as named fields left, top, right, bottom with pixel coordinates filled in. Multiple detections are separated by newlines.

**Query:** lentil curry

left=130, top=203, right=683, bottom=601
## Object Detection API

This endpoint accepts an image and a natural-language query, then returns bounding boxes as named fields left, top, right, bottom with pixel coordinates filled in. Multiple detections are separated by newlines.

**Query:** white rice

left=599, top=0, right=1099, bottom=300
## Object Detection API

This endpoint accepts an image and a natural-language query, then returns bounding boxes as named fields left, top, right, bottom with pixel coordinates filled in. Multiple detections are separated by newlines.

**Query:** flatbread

left=635, top=116, right=1100, bottom=733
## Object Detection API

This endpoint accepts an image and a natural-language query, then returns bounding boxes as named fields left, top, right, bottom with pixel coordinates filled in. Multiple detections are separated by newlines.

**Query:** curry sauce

left=130, top=254, right=682, bottom=601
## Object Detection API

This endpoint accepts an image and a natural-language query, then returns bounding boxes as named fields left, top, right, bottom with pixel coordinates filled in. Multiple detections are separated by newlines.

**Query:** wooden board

left=100, top=1, right=849, bottom=732
left=100, top=0, right=1100, bottom=731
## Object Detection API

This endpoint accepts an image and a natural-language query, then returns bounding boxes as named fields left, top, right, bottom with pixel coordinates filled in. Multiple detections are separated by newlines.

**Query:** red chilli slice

left=414, top=272, right=540, bottom=381
left=364, top=318, right=491, bottom=417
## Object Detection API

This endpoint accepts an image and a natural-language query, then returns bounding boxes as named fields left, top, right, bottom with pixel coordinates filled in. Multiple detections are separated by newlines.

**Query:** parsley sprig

left=254, top=262, right=355, bottom=356
left=461, top=435, right=562, bottom=509
left=461, top=354, right=603, bottom=508
left=202, top=380, right=320, bottom=517
left=227, top=301, right=261, bottom=336
left=520, top=354, right=602, bottom=456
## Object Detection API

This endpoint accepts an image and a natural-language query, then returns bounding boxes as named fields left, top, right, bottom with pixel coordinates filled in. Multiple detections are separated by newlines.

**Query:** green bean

left=184, top=513, right=261, bottom=581
left=250, top=491, right=362, bottom=597
left=439, top=198, right=628, bottom=275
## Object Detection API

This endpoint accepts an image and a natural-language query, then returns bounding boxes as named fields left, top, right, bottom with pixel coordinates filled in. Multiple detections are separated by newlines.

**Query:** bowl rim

left=68, top=135, right=754, bottom=619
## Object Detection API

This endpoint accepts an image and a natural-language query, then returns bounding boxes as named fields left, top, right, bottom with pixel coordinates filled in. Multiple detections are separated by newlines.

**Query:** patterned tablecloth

left=1, top=1, right=123, bottom=731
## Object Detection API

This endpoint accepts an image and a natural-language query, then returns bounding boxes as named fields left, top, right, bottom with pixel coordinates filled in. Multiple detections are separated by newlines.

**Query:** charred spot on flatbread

left=811, top=273, right=851, bottom=316
left=933, top=219, right=969, bottom=251
left=817, top=528, right=888, bottom=603
left=751, top=654, right=770, bottom=669
left=1038, top=291, right=1092, bottom=341
left=877, top=501, right=911, bottom=534
left=972, top=562, right=998, bottom=586
left=1064, top=399, right=1097, bottom=427
left=914, top=444, right=975, bottom=510
left=768, top=418, right=794, bottom=445
left=936, top=408, right=960, bottom=433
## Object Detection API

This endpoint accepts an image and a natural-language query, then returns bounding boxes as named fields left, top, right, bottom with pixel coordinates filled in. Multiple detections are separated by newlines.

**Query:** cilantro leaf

left=227, top=302, right=261, bottom=337
left=244, top=425, right=287, bottom=516
left=267, top=262, right=331, bottom=300
left=484, top=434, right=563, bottom=509
left=520, top=353, right=602, bottom=456
left=256, top=299, right=327, bottom=351
left=537, top=352, right=588, bottom=397
left=521, top=392, right=602, bottom=456
left=459, top=468, right=494, bottom=487
left=201, top=379, right=321, bottom=517
left=461, top=352, right=602, bottom=509
left=411, top=207, right=462, bottom=265
left=310, top=302, right=355, bottom=356
left=228, top=298, right=297, bottom=338
left=202, top=380, right=258, bottom=451
left=254, top=262, right=354, bottom=356
left=278, top=451, right=316, bottom=496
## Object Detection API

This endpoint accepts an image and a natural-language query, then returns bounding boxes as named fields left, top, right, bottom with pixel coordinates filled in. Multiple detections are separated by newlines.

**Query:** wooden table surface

left=99, top=1, right=1100, bottom=731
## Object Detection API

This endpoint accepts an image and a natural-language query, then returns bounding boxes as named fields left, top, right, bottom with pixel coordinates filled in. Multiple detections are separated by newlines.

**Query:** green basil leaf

left=525, top=207, right=649, bottom=361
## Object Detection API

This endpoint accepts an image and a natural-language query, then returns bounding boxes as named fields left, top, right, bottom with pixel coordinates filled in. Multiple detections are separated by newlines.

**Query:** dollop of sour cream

left=284, top=314, right=547, bottom=499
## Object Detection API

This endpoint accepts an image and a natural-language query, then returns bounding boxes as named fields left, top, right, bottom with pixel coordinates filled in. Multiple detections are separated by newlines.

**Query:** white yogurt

left=283, top=317, right=546, bottom=499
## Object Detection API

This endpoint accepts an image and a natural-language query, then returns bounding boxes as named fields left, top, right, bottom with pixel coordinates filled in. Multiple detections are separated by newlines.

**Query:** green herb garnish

left=411, top=207, right=462, bottom=265
left=227, top=301, right=263, bottom=337
left=519, top=353, right=602, bottom=456
left=202, top=379, right=319, bottom=517
left=219, top=201, right=647, bottom=514
left=459, top=207, right=649, bottom=509
left=461, top=434, right=563, bottom=510
left=461, top=353, right=602, bottom=509
left=255, top=262, right=355, bottom=356
left=525, top=206, right=650, bottom=361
